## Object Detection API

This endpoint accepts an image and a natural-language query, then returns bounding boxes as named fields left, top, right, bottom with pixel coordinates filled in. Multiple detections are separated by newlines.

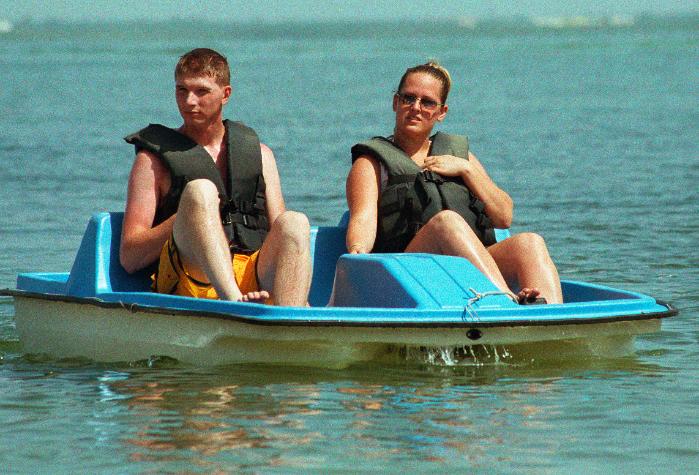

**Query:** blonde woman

left=345, top=62, right=563, bottom=304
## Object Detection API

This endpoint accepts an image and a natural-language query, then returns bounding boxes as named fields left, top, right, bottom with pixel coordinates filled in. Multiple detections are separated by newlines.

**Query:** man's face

left=175, top=74, right=231, bottom=126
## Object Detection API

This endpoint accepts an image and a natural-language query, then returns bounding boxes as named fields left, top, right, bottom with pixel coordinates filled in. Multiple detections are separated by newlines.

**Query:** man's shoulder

left=224, top=119, right=256, bottom=134
left=260, top=142, right=273, bottom=156
left=131, top=147, right=167, bottom=175
left=124, top=124, right=184, bottom=148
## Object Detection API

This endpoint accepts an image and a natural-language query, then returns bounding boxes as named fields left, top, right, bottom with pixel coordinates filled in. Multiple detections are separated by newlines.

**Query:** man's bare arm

left=120, top=150, right=174, bottom=273
left=260, top=143, right=286, bottom=226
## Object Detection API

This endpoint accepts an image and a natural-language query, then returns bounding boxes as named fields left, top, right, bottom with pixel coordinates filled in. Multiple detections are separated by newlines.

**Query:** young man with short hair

left=121, top=48, right=311, bottom=306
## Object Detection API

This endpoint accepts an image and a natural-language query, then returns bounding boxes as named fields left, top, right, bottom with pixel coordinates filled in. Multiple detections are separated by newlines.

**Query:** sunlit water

left=1, top=17, right=697, bottom=473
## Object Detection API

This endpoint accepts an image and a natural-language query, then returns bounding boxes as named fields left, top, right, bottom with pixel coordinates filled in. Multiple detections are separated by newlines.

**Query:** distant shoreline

left=5, top=12, right=699, bottom=28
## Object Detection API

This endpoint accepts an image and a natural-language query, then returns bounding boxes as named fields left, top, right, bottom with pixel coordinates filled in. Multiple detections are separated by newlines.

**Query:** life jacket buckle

left=421, top=170, right=443, bottom=184
left=220, top=206, right=232, bottom=225
left=220, top=199, right=235, bottom=224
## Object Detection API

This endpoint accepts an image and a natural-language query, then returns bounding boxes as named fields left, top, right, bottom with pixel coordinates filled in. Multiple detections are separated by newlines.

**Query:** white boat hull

left=14, top=296, right=660, bottom=368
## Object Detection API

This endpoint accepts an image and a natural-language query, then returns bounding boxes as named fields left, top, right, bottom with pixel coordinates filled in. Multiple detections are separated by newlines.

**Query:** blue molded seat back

left=65, top=212, right=151, bottom=297
left=64, top=211, right=348, bottom=304
left=331, top=253, right=515, bottom=309
left=105, top=213, right=153, bottom=293
left=62, top=210, right=508, bottom=305
left=308, top=224, right=347, bottom=306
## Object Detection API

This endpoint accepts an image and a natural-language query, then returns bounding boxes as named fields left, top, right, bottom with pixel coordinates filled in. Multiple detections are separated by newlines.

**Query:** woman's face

left=393, top=72, right=448, bottom=137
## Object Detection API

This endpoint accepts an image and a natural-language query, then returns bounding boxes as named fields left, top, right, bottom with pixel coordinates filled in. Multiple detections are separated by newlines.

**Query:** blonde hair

left=175, top=48, right=230, bottom=86
left=396, top=61, right=452, bottom=103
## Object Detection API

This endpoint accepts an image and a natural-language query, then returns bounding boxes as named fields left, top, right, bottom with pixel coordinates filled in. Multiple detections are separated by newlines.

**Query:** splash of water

left=398, top=344, right=515, bottom=366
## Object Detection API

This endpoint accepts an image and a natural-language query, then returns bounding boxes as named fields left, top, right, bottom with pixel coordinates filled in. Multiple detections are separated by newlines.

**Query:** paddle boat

left=2, top=212, right=677, bottom=368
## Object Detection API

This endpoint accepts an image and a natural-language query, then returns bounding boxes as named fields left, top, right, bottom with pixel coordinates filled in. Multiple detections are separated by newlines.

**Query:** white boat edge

left=13, top=295, right=666, bottom=368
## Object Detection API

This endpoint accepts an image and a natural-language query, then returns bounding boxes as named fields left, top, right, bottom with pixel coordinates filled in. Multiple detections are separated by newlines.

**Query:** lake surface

left=1, top=16, right=697, bottom=473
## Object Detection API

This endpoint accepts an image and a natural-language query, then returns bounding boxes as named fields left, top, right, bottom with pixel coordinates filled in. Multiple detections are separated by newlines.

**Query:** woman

left=345, top=62, right=563, bottom=304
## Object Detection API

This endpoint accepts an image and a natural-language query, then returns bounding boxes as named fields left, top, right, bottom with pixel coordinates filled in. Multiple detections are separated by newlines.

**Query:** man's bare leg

left=405, top=210, right=514, bottom=295
left=256, top=211, right=312, bottom=306
left=488, top=233, right=563, bottom=304
left=172, top=179, right=243, bottom=300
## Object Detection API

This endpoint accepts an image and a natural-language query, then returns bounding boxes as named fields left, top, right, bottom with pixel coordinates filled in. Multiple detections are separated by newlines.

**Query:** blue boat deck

left=10, top=212, right=676, bottom=327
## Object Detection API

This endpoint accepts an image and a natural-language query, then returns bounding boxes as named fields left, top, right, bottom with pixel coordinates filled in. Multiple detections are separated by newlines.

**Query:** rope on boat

left=118, top=300, right=139, bottom=313
left=462, top=288, right=515, bottom=322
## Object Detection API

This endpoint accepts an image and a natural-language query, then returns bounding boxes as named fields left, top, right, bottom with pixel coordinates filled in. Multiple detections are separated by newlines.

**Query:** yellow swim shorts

left=152, top=237, right=260, bottom=299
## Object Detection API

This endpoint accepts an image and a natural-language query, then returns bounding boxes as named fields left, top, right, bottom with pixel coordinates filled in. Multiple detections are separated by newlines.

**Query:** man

left=120, top=48, right=311, bottom=306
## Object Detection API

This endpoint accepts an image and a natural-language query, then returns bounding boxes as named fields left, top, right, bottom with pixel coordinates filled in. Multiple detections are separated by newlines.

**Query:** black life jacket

left=124, top=120, right=268, bottom=254
left=351, top=132, right=495, bottom=252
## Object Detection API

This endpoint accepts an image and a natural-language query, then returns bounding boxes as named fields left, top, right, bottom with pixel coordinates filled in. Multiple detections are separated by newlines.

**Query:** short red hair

left=175, top=48, right=230, bottom=86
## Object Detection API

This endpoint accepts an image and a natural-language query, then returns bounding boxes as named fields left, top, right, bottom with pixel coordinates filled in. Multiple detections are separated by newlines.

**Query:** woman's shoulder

left=431, top=131, right=469, bottom=158
left=351, top=135, right=397, bottom=162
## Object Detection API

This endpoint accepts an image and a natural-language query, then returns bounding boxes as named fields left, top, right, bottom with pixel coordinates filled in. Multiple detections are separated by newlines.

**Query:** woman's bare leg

left=488, top=233, right=563, bottom=304
left=405, top=210, right=513, bottom=295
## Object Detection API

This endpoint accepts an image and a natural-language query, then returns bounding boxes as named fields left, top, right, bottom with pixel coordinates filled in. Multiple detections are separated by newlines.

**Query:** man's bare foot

left=239, top=290, right=270, bottom=303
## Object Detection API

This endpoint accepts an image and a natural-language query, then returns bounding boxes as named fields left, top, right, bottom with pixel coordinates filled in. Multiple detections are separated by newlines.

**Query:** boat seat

left=63, top=212, right=349, bottom=305
left=66, top=212, right=152, bottom=296
left=330, top=253, right=514, bottom=309
left=63, top=211, right=511, bottom=306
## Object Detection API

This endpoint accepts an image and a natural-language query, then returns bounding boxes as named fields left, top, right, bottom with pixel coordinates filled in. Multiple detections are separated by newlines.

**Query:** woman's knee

left=426, top=210, right=467, bottom=232
left=511, top=232, right=551, bottom=260
left=409, top=210, right=481, bottom=254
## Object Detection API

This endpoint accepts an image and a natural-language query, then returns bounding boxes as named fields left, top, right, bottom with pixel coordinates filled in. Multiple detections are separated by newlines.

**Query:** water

left=1, top=17, right=698, bottom=472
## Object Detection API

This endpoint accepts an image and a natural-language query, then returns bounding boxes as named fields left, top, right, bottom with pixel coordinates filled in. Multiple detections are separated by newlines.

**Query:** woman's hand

left=424, top=151, right=513, bottom=228
left=423, top=154, right=470, bottom=177
left=347, top=244, right=367, bottom=254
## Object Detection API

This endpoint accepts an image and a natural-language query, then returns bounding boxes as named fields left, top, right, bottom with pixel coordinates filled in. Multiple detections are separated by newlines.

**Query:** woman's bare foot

left=516, top=287, right=547, bottom=304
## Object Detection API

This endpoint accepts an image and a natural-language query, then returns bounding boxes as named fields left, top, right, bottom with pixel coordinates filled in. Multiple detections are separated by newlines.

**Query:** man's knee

left=272, top=211, right=310, bottom=247
left=179, top=179, right=219, bottom=212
